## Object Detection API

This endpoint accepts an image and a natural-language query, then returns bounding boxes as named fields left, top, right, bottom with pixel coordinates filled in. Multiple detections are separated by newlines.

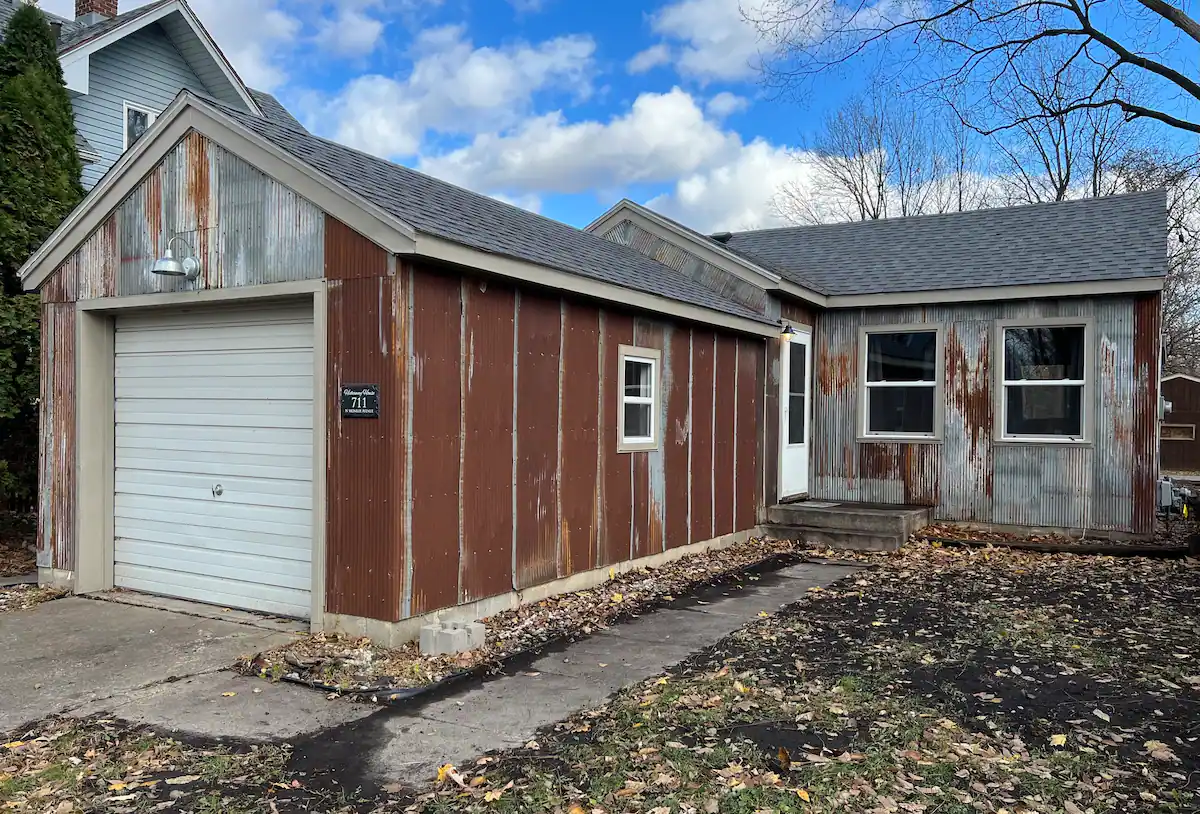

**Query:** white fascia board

left=58, top=1, right=260, bottom=115
left=415, top=234, right=780, bottom=338
left=826, top=275, right=1166, bottom=308
left=586, top=199, right=808, bottom=296
left=21, top=94, right=415, bottom=290
left=1163, top=373, right=1200, bottom=384
left=62, top=56, right=89, bottom=94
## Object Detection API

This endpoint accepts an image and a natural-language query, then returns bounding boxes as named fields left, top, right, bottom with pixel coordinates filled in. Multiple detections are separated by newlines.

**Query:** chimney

left=75, top=0, right=118, bottom=23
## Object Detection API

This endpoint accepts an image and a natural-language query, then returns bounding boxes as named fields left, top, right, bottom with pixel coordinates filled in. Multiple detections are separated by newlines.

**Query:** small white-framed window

left=998, top=320, right=1089, bottom=442
left=617, top=345, right=661, bottom=452
left=123, top=102, right=159, bottom=150
left=1163, top=424, right=1196, bottom=441
left=860, top=325, right=942, bottom=440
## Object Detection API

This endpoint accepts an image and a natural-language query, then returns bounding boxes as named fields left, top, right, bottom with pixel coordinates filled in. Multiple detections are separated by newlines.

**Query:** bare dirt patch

left=0, top=513, right=36, bottom=578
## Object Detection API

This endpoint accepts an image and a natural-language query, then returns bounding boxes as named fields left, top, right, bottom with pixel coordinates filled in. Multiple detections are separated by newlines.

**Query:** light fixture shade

left=151, top=253, right=186, bottom=276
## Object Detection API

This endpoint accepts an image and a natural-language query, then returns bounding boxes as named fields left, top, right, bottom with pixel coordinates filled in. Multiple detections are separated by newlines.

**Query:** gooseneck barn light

left=152, top=236, right=201, bottom=280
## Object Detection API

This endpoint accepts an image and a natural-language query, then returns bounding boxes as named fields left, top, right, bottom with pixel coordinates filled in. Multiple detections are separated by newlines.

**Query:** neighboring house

left=0, top=0, right=302, bottom=189
left=16, top=90, right=1166, bottom=639
left=1162, top=374, right=1200, bottom=474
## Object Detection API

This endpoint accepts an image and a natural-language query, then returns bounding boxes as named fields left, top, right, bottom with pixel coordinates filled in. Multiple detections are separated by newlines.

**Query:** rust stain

left=1131, top=293, right=1161, bottom=535
left=734, top=338, right=761, bottom=529
left=690, top=330, right=714, bottom=543
left=817, top=348, right=854, bottom=397
left=513, top=291, right=561, bottom=590
left=599, top=310, right=634, bottom=565
left=713, top=335, right=737, bottom=536
left=186, top=130, right=211, bottom=231
left=325, top=216, right=389, bottom=280
left=559, top=301, right=600, bottom=576
left=631, top=319, right=666, bottom=560
left=37, top=304, right=76, bottom=571
left=461, top=280, right=516, bottom=602
left=859, top=443, right=900, bottom=481
left=664, top=327, right=690, bottom=548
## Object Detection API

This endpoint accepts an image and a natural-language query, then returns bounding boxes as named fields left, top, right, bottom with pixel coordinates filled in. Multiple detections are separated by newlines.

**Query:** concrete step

left=767, top=502, right=931, bottom=536
left=760, top=524, right=906, bottom=552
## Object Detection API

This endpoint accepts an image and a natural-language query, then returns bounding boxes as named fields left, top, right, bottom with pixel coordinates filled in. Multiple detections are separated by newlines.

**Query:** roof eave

left=825, top=275, right=1166, bottom=308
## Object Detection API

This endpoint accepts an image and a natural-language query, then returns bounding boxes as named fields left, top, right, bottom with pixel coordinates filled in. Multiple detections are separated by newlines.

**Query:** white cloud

left=626, top=43, right=671, bottom=74
left=330, top=25, right=596, bottom=158
left=417, top=87, right=739, bottom=195
left=40, top=0, right=301, bottom=90
left=315, top=3, right=386, bottom=58
left=705, top=91, right=749, bottom=117
left=646, top=0, right=767, bottom=82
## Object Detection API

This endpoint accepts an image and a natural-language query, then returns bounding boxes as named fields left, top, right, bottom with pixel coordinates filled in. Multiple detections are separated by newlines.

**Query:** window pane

left=789, top=342, right=806, bottom=397
left=866, top=332, right=937, bottom=382
left=624, top=359, right=652, bottom=398
left=1004, top=327, right=1084, bottom=381
left=788, top=394, right=805, bottom=444
left=867, top=386, right=935, bottom=434
left=624, top=402, right=652, bottom=440
left=1005, top=385, right=1083, bottom=436
left=127, top=108, right=149, bottom=146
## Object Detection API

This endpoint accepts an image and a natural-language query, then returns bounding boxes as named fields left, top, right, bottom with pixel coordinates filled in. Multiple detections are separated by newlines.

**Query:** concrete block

left=436, top=627, right=469, bottom=655
left=464, top=622, right=485, bottom=648
left=419, top=624, right=442, bottom=655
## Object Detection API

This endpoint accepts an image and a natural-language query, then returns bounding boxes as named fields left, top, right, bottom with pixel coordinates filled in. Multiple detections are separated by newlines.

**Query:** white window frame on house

left=1162, top=424, right=1196, bottom=441
left=122, top=102, right=159, bottom=151
left=995, top=317, right=1093, bottom=444
left=858, top=324, right=945, bottom=442
left=617, top=344, right=661, bottom=453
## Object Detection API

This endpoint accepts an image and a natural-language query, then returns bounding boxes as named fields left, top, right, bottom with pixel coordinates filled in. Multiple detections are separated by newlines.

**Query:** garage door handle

left=212, top=484, right=224, bottom=497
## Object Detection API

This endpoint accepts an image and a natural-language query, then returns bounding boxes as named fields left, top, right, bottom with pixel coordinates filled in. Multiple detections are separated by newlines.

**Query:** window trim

left=1162, top=424, right=1196, bottom=441
left=994, top=316, right=1094, bottom=445
left=617, top=344, right=662, bottom=453
left=122, top=101, right=160, bottom=151
left=857, top=323, right=945, bottom=443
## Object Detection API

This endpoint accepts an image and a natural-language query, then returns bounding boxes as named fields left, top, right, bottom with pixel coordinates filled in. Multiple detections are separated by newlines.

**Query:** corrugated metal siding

left=409, top=268, right=462, bottom=615
left=72, top=24, right=209, bottom=189
left=514, top=292, right=562, bottom=589
left=601, top=219, right=774, bottom=315
left=326, top=216, right=388, bottom=280
left=813, top=297, right=1158, bottom=534
left=664, top=326, right=691, bottom=548
left=1162, top=375, right=1200, bottom=472
left=713, top=336, right=737, bottom=536
left=38, top=304, right=76, bottom=571
left=117, top=131, right=324, bottom=296
left=632, top=320, right=665, bottom=559
left=558, top=303, right=600, bottom=575
left=735, top=338, right=763, bottom=528
left=1133, top=294, right=1162, bottom=530
left=324, top=242, right=404, bottom=620
left=460, top=281, right=516, bottom=602
left=690, top=332, right=715, bottom=543
left=600, top=312, right=634, bottom=566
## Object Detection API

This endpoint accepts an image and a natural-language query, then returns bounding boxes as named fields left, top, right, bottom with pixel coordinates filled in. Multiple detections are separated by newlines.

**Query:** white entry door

left=113, top=304, right=315, bottom=618
left=779, top=329, right=811, bottom=499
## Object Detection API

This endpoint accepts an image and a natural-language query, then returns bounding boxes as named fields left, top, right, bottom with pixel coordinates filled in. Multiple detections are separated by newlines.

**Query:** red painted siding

left=713, top=335, right=738, bottom=536
left=600, top=311, right=634, bottom=566
left=690, top=331, right=715, bottom=543
left=558, top=303, right=600, bottom=576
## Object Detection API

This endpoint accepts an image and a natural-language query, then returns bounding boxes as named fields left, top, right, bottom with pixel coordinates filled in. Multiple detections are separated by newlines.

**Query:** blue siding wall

left=72, top=23, right=208, bottom=189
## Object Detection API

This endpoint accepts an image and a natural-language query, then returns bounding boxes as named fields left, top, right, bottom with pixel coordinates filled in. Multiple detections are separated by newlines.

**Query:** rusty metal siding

left=1133, top=294, right=1162, bottom=532
left=713, top=335, right=737, bottom=536
left=514, top=292, right=561, bottom=588
left=763, top=335, right=782, bottom=506
left=600, top=311, right=634, bottom=566
left=558, top=302, right=600, bottom=576
left=664, top=326, right=691, bottom=548
left=1162, top=375, right=1200, bottom=472
left=690, top=331, right=715, bottom=543
left=38, top=304, right=76, bottom=572
left=601, top=219, right=773, bottom=315
left=632, top=320, right=666, bottom=558
left=77, top=216, right=117, bottom=300
left=117, top=131, right=324, bottom=296
left=813, top=296, right=1157, bottom=534
left=461, top=281, right=516, bottom=602
left=780, top=299, right=817, bottom=326
left=409, top=268, right=462, bottom=614
left=325, top=215, right=388, bottom=280
left=325, top=272, right=406, bottom=621
left=735, top=338, right=761, bottom=529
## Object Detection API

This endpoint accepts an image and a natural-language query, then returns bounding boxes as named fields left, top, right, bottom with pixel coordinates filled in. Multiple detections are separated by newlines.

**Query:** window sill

left=618, top=440, right=660, bottom=453
left=856, top=435, right=943, bottom=445
left=994, top=437, right=1091, bottom=447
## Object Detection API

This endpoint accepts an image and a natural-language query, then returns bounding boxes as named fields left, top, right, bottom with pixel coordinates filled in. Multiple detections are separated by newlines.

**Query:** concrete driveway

left=0, top=596, right=301, bottom=732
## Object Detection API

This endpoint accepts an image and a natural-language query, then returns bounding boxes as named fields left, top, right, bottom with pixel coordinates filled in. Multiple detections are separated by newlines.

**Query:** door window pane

left=1005, top=385, right=1083, bottom=436
left=624, top=402, right=652, bottom=440
left=788, top=394, right=805, bottom=444
left=789, top=342, right=806, bottom=396
left=868, top=386, right=935, bottom=434
left=867, top=332, right=937, bottom=382
left=1004, top=327, right=1084, bottom=381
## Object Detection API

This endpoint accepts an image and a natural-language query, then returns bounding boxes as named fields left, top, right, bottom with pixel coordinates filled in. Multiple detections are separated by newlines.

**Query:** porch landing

left=764, top=501, right=933, bottom=551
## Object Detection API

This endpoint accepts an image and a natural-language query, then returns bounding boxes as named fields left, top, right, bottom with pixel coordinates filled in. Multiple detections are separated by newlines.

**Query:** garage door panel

left=113, top=566, right=310, bottom=618
left=113, top=516, right=311, bottom=560
left=114, top=304, right=314, bottom=618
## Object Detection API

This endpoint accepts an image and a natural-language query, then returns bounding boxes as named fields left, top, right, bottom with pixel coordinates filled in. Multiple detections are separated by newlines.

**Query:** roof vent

left=710, top=231, right=733, bottom=244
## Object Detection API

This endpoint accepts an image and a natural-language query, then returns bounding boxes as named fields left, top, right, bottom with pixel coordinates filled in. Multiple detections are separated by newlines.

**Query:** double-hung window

left=618, top=345, right=660, bottom=452
left=999, top=322, right=1088, bottom=441
left=861, top=327, right=941, bottom=439
left=123, top=102, right=158, bottom=150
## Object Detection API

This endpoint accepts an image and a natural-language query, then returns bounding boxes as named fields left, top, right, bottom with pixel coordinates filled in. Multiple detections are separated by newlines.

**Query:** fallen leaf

left=797, top=788, right=811, bottom=802
left=611, top=593, right=624, bottom=603
left=777, top=746, right=791, bottom=772
left=1050, top=734, right=1067, bottom=747
left=1093, top=709, right=1111, bottom=722
left=221, top=692, right=237, bottom=697
left=165, top=775, right=201, bottom=786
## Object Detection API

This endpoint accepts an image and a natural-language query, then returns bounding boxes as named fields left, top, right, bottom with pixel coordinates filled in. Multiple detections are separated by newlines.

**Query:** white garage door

left=114, top=303, right=314, bottom=618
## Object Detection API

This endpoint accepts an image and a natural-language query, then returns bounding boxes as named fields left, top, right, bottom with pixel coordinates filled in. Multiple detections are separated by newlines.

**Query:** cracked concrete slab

left=0, top=597, right=299, bottom=731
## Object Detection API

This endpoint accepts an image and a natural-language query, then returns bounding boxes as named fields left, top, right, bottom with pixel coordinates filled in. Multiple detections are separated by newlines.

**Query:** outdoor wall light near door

left=781, top=324, right=796, bottom=341
left=151, top=236, right=201, bottom=280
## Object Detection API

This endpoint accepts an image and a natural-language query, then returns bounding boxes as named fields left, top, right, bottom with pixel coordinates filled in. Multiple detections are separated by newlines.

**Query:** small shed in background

left=1163, top=374, right=1200, bottom=475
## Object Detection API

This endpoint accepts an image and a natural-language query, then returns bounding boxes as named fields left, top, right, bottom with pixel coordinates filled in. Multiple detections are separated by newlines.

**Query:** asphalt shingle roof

left=721, top=190, right=1168, bottom=296
left=56, top=0, right=169, bottom=51
left=214, top=103, right=773, bottom=324
left=247, top=89, right=306, bottom=133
